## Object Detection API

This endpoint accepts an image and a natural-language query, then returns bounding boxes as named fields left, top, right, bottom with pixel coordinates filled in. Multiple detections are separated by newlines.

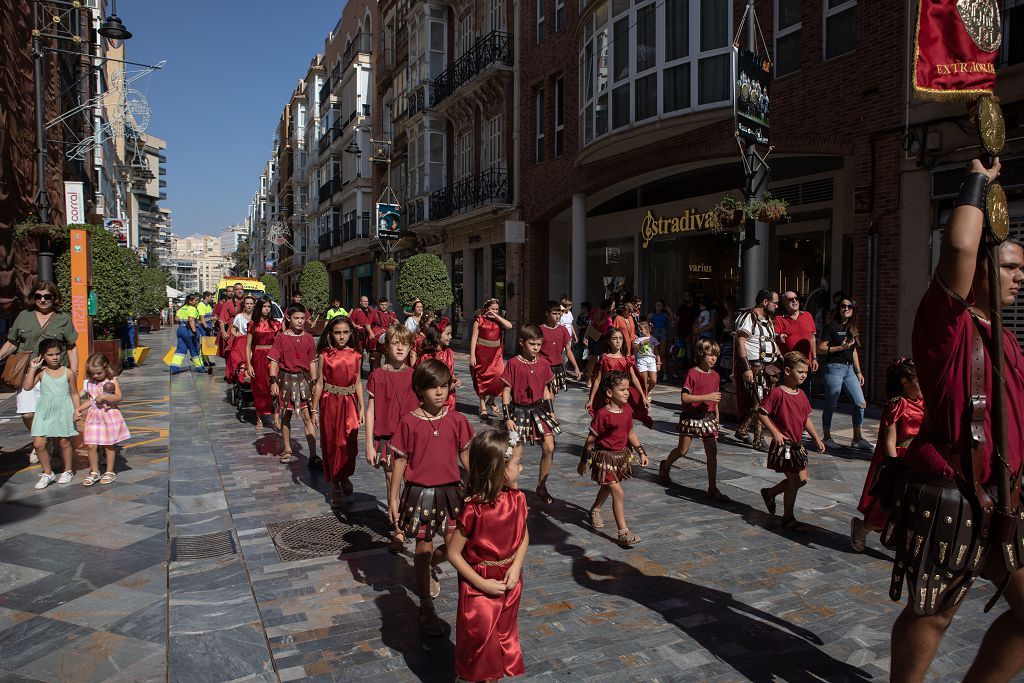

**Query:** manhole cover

left=266, top=512, right=392, bottom=562
left=170, top=530, right=237, bottom=561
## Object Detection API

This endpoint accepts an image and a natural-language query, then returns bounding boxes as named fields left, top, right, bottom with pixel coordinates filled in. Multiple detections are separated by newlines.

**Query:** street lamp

left=98, top=1, right=132, bottom=44
left=345, top=140, right=362, bottom=177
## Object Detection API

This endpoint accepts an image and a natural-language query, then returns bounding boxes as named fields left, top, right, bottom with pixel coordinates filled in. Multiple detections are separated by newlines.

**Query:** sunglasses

left=839, top=304, right=854, bottom=310
left=33, top=293, right=54, bottom=301
left=783, top=296, right=799, bottom=302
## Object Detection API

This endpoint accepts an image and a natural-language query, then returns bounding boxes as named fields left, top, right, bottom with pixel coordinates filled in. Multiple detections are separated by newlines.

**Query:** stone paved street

left=0, top=328, right=1011, bottom=682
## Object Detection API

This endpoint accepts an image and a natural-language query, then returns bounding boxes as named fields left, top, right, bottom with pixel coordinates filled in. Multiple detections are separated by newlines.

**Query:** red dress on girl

left=415, top=347, right=457, bottom=411
left=366, top=365, right=419, bottom=468
left=224, top=316, right=251, bottom=381
left=592, top=354, right=653, bottom=428
left=857, top=395, right=925, bottom=528
left=249, top=318, right=282, bottom=415
left=471, top=316, right=505, bottom=398
left=587, top=405, right=635, bottom=484
left=318, top=347, right=363, bottom=485
left=454, top=488, right=528, bottom=682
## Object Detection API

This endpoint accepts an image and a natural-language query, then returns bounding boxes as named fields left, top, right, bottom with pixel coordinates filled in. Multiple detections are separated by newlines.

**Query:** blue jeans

left=822, top=363, right=865, bottom=434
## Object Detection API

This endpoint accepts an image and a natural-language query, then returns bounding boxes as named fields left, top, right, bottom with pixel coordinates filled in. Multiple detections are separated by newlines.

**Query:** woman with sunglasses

left=817, top=297, right=872, bottom=450
left=0, top=281, right=80, bottom=449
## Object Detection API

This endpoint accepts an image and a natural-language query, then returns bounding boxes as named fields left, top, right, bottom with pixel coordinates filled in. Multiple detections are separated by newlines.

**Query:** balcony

left=433, top=31, right=512, bottom=106
left=342, top=32, right=372, bottom=73
left=318, top=177, right=343, bottom=204
left=318, top=213, right=372, bottom=252
left=378, top=47, right=396, bottom=82
left=319, top=77, right=332, bottom=104
left=318, top=122, right=344, bottom=156
left=406, top=83, right=433, bottom=117
left=429, top=168, right=511, bottom=222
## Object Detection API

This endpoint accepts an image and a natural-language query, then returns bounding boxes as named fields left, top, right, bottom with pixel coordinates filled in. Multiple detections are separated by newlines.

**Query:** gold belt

left=476, top=338, right=501, bottom=348
left=477, top=553, right=516, bottom=567
left=325, top=382, right=357, bottom=396
left=898, top=438, right=914, bottom=448
left=255, top=344, right=273, bottom=350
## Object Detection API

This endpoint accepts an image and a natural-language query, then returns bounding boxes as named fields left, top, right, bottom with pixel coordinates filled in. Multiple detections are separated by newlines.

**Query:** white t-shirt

left=232, top=313, right=251, bottom=335
left=405, top=316, right=420, bottom=334
left=736, top=309, right=778, bottom=362
left=559, top=311, right=574, bottom=340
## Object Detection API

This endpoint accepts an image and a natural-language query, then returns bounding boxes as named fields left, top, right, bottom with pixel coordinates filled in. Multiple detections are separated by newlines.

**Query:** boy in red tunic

left=502, top=324, right=560, bottom=504
left=349, top=295, right=375, bottom=368
left=370, top=297, right=399, bottom=369
left=757, top=351, right=826, bottom=532
left=540, top=300, right=582, bottom=403
left=268, top=305, right=318, bottom=466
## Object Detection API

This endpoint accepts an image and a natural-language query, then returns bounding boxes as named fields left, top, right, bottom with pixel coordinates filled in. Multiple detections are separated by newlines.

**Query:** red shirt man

left=349, top=296, right=375, bottom=351
left=773, top=291, right=817, bottom=368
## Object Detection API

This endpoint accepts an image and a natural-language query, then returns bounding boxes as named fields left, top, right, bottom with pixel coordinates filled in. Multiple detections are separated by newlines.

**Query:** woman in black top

left=817, top=297, right=871, bottom=450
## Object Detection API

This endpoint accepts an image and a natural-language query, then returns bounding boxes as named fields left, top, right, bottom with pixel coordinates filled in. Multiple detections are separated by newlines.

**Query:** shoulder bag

left=2, top=313, right=59, bottom=387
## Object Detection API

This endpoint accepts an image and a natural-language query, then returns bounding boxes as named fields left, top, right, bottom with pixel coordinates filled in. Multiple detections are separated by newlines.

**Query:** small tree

left=396, top=253, right=454, bottom=312
left=137, top=267, right=169, bottom=317
left=231, top=238, right=252, bottom=276
left=259, top=274, right=281, bottom=302
left=299, top=260, right=329, bottom=314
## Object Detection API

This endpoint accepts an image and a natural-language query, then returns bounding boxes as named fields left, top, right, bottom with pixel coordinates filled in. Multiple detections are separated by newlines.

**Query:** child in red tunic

left=369, top=297, right=399, bottom=369
left=850, top=357, right=924, bottom=551
left=448, top=429, right=529, bottom=682
left=366, top=324, right=419, bottom=551
left=577, top=371, right=649, bottom=547
left=585, top=327, right=653, bottom=429
left=414, top=316, right=460, bottom=412
left=388, top=359, right=474, bottom=636
left=659, top=338, right=728, bottom=501
left=540, top=300, right=582, bottom=401
left=312, top=316, right=365, bottom=508
left=502, top=324, right=561, bottom=504
left=268, top=305, right=319, bottom=466
left=758, top=352, right=826, bottom=532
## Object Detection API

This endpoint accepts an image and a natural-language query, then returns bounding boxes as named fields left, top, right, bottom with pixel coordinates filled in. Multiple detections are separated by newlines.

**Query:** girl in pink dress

left=585, top=327, right=653, bottom=429
left=470, top=298, right=513, bottom=418
left=312, top=316, right=365, bottom=507
left=79, top=353, right=130, bottom=486
left=448, top=429, right=529, bottom=682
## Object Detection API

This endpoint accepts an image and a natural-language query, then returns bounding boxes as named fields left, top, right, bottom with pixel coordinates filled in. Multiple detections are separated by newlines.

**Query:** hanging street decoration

left=912, top=0, right=1000, bottom=101
left=734, top=48, right=771, bottom=146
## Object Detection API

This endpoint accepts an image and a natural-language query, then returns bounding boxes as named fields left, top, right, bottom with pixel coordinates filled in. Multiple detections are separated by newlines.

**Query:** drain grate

left=266, top=511, right=392, bottom=562
left=170, top=529, right=237, bottom=561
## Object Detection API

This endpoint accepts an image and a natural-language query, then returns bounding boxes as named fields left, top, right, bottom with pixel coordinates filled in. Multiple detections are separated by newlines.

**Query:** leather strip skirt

left=278, top=371, right=312, bottom=412
left=396, top=481, right=463, bottom=540
left=548, top=363, right=568, bottom=394
left=678, top=411, right=719, bottom=438
left=767, top=440, right=808, bottom=473
left=511, top=401, right=561, bottom=445
left=588, top=448, right=633, bottom=485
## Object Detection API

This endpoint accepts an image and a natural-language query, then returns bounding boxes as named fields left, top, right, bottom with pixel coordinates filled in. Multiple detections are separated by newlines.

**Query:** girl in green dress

left=22, top=339, right=82, bottom=489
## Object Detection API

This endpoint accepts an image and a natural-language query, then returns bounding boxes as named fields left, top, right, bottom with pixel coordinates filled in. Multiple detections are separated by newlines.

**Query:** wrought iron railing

left=433, top=32, right=512, bottom=105
left=405, top=197, right=426, bottom=225
left=406, top=84, right=433, bottom=117
left=430, top=168, right=511, bottom=221
left=342, top=32, right=373, bottom=72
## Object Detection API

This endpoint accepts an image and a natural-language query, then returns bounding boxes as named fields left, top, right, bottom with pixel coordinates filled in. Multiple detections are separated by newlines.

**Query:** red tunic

left=225, top=315, right=251, bottom=381
left=759, top=386, right=812, bottom=443
left=318, top=347, right=362, bottom=484
left=391, top=408, right=474, bottom=486
left=454, top=488, right=527, bottom=682
left=681, top=366, right=720, bottom=415
left=267, top=332, right=316, bottom=374
left=502, top=356, right=553, bottom=405
left=590, top=405, right=634, bottom=451
left=539, top=324, right=570, bottom=368
left=371, top=309, right=399, bottom=348
left=905, top=277, right=1024, bottom=483
left=366, top=365, right=419, bottom=438
left=214, top=299, right=241, bottom=357
left=593, top=354, right=653, bottom=428
left=249, top=319, right=281, bottom=415
left=858, top=395, right=926, bottom=527
left=415, top=346, right=457, bottom=411
left=349, top=307, right=375, bottom=351
left=773, top=311, right=817, bottom=359
left=471, top=316, right=505, bottom=398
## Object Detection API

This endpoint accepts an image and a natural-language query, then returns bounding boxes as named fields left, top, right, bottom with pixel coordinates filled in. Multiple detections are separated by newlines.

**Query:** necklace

left=418, top=408, right=445, bottom=437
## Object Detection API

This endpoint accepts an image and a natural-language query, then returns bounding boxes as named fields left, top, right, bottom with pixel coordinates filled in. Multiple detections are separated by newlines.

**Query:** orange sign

left=69, top=229, right=92, bottom=388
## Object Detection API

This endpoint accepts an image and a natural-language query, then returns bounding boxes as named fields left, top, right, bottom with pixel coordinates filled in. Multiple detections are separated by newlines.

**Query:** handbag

left=2, top=313, right=58, bottom=387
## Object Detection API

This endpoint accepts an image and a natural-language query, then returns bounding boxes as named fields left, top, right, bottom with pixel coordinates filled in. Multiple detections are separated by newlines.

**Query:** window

left=536, top=88, right=546, bottom=162
left=484, top=114, right=505, bottom=169
left=554, top=78, right=565, bottom=157
left=537, top=0, right=545, bottom=42
left=824, top=0, right=856, bottom=60
left=555, top=0, right=566, bottom=32
left=489, top=0, right=506, bottom=32
left=1001, top=0, right=1024, bottom=66
left=458, top=14, right=472, bottom=58
left=456, top=131, right=472, bottom=180
left=775, top=0, right=801, bottom=76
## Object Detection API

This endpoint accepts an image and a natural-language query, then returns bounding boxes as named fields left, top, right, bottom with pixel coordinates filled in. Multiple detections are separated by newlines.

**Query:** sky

left=119, top=1, right=345, bottom=236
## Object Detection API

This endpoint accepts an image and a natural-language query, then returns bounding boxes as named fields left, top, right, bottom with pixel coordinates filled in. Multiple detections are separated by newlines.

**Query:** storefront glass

left=356, top=263, right=373, bottom=300
left=587, top=237, right=635, bottom=303
left=642, top=232, right=737, bottom=309
left=451, top=252, right=465, bottom=336
left=492, top=244, right=507, bottom=309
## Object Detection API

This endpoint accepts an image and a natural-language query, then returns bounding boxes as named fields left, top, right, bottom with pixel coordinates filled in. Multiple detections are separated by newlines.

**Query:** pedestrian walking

left=502, top=324, right=561, bottom=504
left=78, top=353, right=130, bottom=487
left=349, top=295, right=376, bottom=368
left=540, top=300, right=582, bottom=403
left=170, top=294, right=205, bottom=374
left=558, top=294, right=576, bottom=346
left=225, top=295, right=255, bottom=380
left=818, top=296, right=872, bottom=450
left=470, top=298, right=512, bottom=418
left=215, top=282, right=245, bottom=358
left=632, top=320, right=660, bottom=394
left=448, top=429, right=529, bottom=683
left=246, top=296, right=282, bottom=430
left=23, top=340, right=82, bottom=489
left=387, top=360, right=474, bottom=636
left=583, top=300, right=612, bottom=387
left=612, top=302, right=638, bottom=353
left=734, top=288, right=781, bottom=450
left=850, top=357, right=922, bottom=552
left=365, top=324, right=419, bottom=552
left=585, top=328, right=653, bottom=429
left=774, top=291, right=818, bottom=395
left=414, top=317, right=459, bottom=412
left=758, top=352, right=827, bottom=533
left=658, top=339, right=725, bottom=501
left=268, top=304, right=318, bottom=465
left=312, top=316, right=364, bottom=507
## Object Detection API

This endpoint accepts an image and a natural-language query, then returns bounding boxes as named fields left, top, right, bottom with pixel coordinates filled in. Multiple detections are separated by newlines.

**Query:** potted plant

left=396, top=253, right=454, bottom=313
left=751, top=192, right=790, bottom=224
left=713, top=194, right=745, bottom=231
left=299, top=260, right=329, bottom=335
left=377, top=257, right=399, bottom=273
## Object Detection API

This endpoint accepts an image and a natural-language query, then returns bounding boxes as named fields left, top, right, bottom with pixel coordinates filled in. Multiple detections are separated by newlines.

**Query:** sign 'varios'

left=639, top=209, right=719, bottom=248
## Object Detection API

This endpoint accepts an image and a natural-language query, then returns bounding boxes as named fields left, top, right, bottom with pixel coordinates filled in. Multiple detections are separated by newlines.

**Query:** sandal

left=478, top=410, right=489, bottom=420
left=419, top=608, right=444, bottom=637
left=429, top=566, right=441, bottom=598
left=616, top=530, right=641, bottom=547
left=279, top=451, right=294, bottom=464
left=329, top=489, right=345, bottom=508
left=536, top=484, right=554, bottom=505
left=707, top=488, right=732, bottom=503
left=657, top=460, right=672, bottom=485
left=850, top=518, right=868, bottom=552
left=98, top=472, right=117, bottom=485
left=589, top=507, right=605, bottom=529
left=782, top=517, right=808, bottom=533
left=760, top=487, right=776, bottom=516
left=83, top=471, right=101, bottom=487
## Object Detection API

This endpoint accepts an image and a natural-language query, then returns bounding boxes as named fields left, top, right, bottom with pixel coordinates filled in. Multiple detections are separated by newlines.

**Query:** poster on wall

left=733, top=48, right=771, bottom=146
left=104, top=218, right=129, bottom=248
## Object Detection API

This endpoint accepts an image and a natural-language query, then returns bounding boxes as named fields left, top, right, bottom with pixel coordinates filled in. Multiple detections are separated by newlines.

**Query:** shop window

left=536, top=87, right=546, bottom=162
left=554, top=79, right=565, bottom=157
left=491, top=244, right=507, bottom=309
left=473, top=247, right=484, bottom=306
left=824, top=0, right=856, bottom=60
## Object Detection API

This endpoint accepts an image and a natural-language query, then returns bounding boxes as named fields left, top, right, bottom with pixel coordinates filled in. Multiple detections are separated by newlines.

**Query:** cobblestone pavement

left=0, top=328, right=1012, bottom=681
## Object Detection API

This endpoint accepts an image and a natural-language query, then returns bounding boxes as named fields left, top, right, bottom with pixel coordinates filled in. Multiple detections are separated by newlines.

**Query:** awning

left=166, top=285, right=184, bottom=299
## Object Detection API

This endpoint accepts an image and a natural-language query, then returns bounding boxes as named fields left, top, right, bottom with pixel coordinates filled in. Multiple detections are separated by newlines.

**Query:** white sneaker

left=34, top=472, right=57, bottom=490
left=29, top=452, right=39, bottom=464
left=57, top=471, right=75, bottom=484
left=823, top=437, right=842, bottom=451
left=851, top=438, right=875, bottom=451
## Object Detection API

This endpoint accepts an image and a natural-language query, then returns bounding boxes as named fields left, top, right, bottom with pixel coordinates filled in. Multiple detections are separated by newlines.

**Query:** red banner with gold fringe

left=913, top=0, right=1001, bottom=101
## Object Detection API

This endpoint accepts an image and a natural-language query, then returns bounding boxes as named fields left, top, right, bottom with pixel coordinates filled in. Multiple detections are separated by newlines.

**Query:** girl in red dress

left=245, top=297, right=282, bottom=430
left=414, top=317, right=460, bottom=412
left=448, top=429, right=529, bottom=682
left=225, top=295, right=255, bottom=381
left=268, top=305, right=318, bottom=465
left=365, top=324, right=419, bottom=551
left=585, top=328, right=653, bottom=429
left=577, top=371, right=649, bottom=547
left=388, top=360, right=474, bottom=636
left=502, top=324, right=561, bottom=504
left=850, top=357, right=924, bottom=551
left=312, top=316, right=365, bottom=507
left=658, top=338, right=727, bottom=501
left=758, top=352, right=827, bottom=532
left=470, top=298, right=513, bottom=419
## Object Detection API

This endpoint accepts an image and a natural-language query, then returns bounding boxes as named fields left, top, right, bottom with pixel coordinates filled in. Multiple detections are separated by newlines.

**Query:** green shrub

left=298, top=260, right=329, bottom=314
left=396, top=253, right=453, bottom=312
left=137, top=267, right=168, bottom=316
left=259, top=274, right=281, bottom=302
